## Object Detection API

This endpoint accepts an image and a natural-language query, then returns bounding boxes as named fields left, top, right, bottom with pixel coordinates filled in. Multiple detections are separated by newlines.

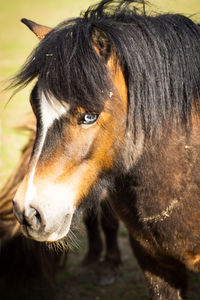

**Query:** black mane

left=11, top=0, right=200, bottom=135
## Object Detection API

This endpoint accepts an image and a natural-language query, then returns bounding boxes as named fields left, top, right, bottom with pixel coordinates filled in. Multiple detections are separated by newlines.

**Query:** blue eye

left=82, top=113, right=99, bottom=125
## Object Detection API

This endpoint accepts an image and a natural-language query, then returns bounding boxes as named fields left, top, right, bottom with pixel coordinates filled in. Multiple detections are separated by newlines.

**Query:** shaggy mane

left=11, top=0, right=200, bottom=135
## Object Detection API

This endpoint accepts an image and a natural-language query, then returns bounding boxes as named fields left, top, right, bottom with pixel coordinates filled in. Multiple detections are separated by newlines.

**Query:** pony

left=10, top=0, right=200, bottom=298
left=0, top=114, right=121, bottom=284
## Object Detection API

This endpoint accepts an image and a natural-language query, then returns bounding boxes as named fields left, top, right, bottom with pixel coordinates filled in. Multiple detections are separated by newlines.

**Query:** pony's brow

left=40, top=91, right=70, bottom=129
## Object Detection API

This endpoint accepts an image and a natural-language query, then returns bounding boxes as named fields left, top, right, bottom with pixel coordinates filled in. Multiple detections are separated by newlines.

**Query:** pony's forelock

left=10, top=0, right=200, bottom=135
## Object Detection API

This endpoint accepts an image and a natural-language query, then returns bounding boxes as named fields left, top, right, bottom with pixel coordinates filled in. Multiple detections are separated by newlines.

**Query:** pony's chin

left=21, top=213, right=72, bottom=242
left=45, top=226, right=70, bottom=242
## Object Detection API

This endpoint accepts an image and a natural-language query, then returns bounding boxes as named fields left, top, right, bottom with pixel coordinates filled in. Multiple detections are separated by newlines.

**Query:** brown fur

left=108, top=110, right=200, bottom=299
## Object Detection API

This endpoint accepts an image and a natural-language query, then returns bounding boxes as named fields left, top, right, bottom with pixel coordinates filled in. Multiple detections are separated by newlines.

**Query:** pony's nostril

left=13, top=199, right=45, bottom=230
left=23, top=207, right=43, bottom=229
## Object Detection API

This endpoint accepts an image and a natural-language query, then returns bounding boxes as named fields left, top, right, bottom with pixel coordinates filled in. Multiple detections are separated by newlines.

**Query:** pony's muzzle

left=13, top=194, right=74, bottom=242
left=13, top=176, right=76, bottom=241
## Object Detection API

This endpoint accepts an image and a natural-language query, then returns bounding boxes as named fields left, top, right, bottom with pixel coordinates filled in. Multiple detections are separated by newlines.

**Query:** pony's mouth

left=21, top=213, right=73, bottom=242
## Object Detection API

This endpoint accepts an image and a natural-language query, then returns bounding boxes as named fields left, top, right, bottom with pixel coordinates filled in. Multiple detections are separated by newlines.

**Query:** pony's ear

left=92, top=28, right=127, bottom=105
left=21, top=18, right=52, bottom=40
left=92, top=27, right=111, bottom=61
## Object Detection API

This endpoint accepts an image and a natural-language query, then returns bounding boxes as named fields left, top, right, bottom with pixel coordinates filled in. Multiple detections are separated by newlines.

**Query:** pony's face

left=13, top=56, right=127, bottom=242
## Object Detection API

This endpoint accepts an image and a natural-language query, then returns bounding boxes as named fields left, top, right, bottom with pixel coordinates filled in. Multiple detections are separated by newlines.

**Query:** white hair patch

left=24, top=92, right=70, bottom=208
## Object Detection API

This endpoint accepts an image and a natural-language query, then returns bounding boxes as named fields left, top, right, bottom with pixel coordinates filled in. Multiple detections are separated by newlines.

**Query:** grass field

left=1, top=1, right=200, bottom=299
left=1, top=224, right=200, bottom=300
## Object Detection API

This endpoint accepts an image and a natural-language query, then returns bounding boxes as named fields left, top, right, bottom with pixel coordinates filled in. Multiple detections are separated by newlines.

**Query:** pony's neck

left=121, top=107, right=200, bottom=173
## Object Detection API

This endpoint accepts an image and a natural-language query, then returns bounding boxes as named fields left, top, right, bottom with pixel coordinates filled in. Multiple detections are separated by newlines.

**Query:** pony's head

left=12, top=16, right=128, bottom=242
left=12, top=0, right=200, bottom=242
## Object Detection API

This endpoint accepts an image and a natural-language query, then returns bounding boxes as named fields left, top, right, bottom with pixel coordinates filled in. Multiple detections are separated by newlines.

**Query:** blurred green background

left=1, top=0, right=200, bottom=188
left=1, top=2, right=200, bottom=300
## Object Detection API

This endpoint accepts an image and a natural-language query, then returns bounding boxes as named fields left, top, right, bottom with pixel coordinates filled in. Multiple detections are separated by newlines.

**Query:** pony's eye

left=81, top=113, right=99, bottom=125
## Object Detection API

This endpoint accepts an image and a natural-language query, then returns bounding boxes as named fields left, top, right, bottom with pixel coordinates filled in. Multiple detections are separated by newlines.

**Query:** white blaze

left=24, top=92, right=69, bottom=208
